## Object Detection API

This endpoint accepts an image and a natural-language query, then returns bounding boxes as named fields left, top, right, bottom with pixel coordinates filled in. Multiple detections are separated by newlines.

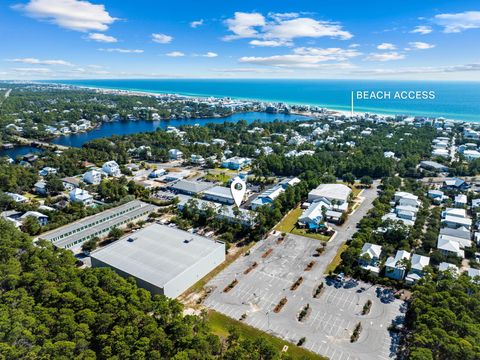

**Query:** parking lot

left=204, top=233, right=404, bottom=360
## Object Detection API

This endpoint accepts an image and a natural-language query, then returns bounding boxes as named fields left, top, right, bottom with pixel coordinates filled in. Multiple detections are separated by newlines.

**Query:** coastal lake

left=2, top=112, right=310, bottom=158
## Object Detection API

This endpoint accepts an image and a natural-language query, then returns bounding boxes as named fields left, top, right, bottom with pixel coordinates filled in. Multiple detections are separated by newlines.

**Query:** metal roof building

left=167, top=179, right=215, bottom=195
left=39, top=200, right=156, bottom=250
left=308, top=183, right=352, bottom=204
left=90, top=224, right=225, bottom=298
left=203, top=185, right=234, bottom=204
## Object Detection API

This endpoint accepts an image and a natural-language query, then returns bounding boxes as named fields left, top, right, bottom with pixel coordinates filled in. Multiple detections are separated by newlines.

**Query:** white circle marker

left=230, top=176, right=246, bottom=208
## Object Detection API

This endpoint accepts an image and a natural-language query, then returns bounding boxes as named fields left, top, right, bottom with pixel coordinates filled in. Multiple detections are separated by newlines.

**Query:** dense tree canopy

left=405, top=274, right=480, bottom=360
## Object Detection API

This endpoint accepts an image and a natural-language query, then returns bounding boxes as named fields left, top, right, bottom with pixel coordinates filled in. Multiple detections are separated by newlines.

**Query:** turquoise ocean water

left=45, top=79, right=480, bottom=122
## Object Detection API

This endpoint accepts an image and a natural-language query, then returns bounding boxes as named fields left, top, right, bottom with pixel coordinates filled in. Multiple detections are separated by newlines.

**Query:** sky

left=1, top=0, right=480, bottom=80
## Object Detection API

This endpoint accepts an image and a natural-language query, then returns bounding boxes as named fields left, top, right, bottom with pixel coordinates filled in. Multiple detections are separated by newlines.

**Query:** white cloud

left=267, top=12, right=300, bottom=21
left=263, top=17, right=352, bottom=41
left=249, top=39, right=291, bottom=47
left=294, top=47, right=361, bottom=59
left=13, top=0, right=117, bottom=32
left=9, top=57, right=73, bottom=66
left=224, top=12, right=352, bottom=44
left=377, top=43, right=396, bottom=50
left=88, top=32, right=117, bottom=43
left=411, top=25, right=432, bottom=35
left=99, top=48, right=143, bottom=53
left=365, top=52, right=405, bottom=61
left=166, top=51, right=185, bottom=57
left=434, top=11, right=480, bottom=33
left=202, top=52, right=218, bottom=58
left=239, top=47, right=360, bottom=68
left=224, top=12, right=266, bottom=40
left=152, top=33, right=173, bottom=44
left=408, top=41, right=435, bottom=50
left=190, top=19, right=204, bottom=28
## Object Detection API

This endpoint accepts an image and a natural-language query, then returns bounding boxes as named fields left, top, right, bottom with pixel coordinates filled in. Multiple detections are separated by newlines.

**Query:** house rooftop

left=411, top=254, right=430, bottom=271
left=360, top=243, right=382, bottom=259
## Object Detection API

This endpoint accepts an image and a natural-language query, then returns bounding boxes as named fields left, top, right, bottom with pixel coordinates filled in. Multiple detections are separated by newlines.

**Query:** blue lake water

left=1, top=145, right=43, bottom=159
left=2, top=112, right=309, bottom=158
left=44, top=79, right=480, bottom=122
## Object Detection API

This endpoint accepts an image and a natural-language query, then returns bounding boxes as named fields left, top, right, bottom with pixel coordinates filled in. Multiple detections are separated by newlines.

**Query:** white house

left=222, top=157, right=251, bottom=170
left=454, top=194, right=467, bottom=208
left=169, top=149, right=183, bottom=160
left=394, top=192, right=420, bottom=208
left=83, top=169, right=104, bottom=185
left=34, top=180, right=47, bottom=195
left=69, top=188, right=93, bottom=206
left=190, top=154, right=205, bottom=165
left=471, top=198, right=480, bottom=211
left=149, top=168, right=167, bottom=178
left=438, top=262, right=459, bottom=275
left=385, top=250, right=411, bottom=280
left=5, top=192, right=28, bottom=203
left=427, top=190, right=446, bottom=204
left=38, top=167, right=57, bottom=177
left=359, top=243, right=382, bottom=275
left=211, top=138, right=227, bottom=147
left=102, top=161, right=121, bottom=177
left=462, top=149, right=480, bottom=161
left=467, top=268, right=480, bottom=283
left=441, top=208, right=472, bottom=230
left=437, top=237, right=464, bottom=258
left=297, top=199, right=330, bottom=229
left=405, top=254, right=430, bottom=284
left=20, top=211, right=48, bottom=226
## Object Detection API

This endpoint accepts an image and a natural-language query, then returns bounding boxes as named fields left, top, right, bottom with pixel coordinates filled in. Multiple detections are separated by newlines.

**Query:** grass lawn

left=207, top=311, right=327, bottom=360
left=325, top=243, right=349, bottom=274
left=291, top=228, right=330, bottom=242
left=274, top=207, right=331, bottom=242
left=274, top=207, right=302, bottom=233
left=204, top=171, right=232, bottom=184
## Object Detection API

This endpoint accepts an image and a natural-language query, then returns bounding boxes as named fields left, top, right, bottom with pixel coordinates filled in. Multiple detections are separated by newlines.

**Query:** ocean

left=44, top=79, right=480, bottom=122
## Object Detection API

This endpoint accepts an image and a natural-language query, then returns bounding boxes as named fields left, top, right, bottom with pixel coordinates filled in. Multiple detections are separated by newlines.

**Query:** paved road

left=289, top=180, right=380, bottom=274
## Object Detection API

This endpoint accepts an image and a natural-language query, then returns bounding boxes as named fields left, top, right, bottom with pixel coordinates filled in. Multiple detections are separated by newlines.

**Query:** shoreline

left=40, top=80, right=471, bottom=123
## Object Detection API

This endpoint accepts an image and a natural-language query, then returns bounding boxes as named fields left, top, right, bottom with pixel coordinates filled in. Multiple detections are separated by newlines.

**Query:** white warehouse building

left=90, top=224, right=225, bottom=298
